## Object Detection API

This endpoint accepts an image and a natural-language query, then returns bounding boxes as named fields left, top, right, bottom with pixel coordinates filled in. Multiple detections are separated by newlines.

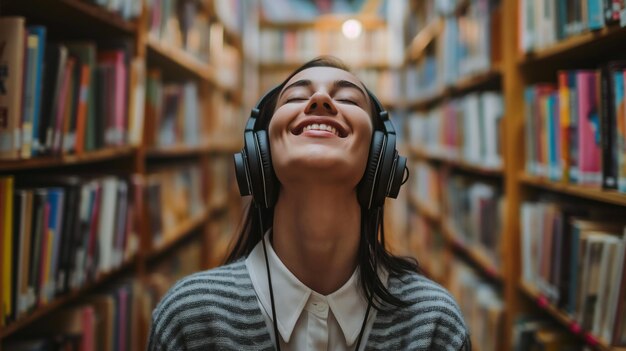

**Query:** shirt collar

left=245, top=232, right=388, bottom=345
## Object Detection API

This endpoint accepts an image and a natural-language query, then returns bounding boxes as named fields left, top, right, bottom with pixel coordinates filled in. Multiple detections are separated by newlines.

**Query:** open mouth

left=291, top=119, right=348, bottom=138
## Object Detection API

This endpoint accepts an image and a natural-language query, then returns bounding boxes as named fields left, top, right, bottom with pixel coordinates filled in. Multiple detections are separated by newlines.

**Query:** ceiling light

left=342, top=19, right=362, bottom=40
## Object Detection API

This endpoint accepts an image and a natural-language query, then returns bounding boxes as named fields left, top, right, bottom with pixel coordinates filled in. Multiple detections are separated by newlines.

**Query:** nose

left=304, top=92, right=337, bottom=115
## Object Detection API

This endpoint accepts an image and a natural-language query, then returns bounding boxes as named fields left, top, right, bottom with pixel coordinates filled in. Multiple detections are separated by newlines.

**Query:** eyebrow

left=280, top=79, right=368, bottom=100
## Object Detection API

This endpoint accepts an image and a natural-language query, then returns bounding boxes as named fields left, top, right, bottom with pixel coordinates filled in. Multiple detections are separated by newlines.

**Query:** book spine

left=74, top=64, right=91, bottom=154
left=588, top=0, right=605, bottom=29
left=620, top=70, right=626, bottom=193
left=602, top=66, right=618, bottom=189
left=0, top=18, right=26, bottom=160
left=577, top=71, right=602, bottom=186
left=20, top=33, right=39, bottom=159
left=1, top=178, right=14, bottom=323
left=27, top=26, right=46, bottom=156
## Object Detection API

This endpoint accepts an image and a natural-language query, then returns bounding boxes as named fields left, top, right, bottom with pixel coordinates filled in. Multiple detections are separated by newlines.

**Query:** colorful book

left=0, top=17, right=25, bottom=160
left=600, top=62, right=626, bottom=190
left=576, top=70, right=602, bottom=186
left=51, top=57, right=75, bottom=155
left=66, top=42, right=96, bottom=154
left=40, top=44, right=68, bottom=155
left=45, top=189, right=64, bottom=301
left=1, top=177, right=14, bottom=323
left=26, top=26, right=46, bottom=156
left=98, top=50, right=128, bottom=147
left=620, top=71, right=626, bottom=193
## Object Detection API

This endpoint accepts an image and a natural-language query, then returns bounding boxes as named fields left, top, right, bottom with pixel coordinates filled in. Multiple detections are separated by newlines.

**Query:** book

left=44, top=189, right=64, bottom=303
left=39, top=43, right=68, bottom=155
left=26, top=26, right=46, bottom=156
left=576, top=70, right=602, bottom=186
left=600, top=62, right=626, bottom=190
left=620, top=70, right=626, bottom=193
left=0, top=17, right=25, bottom=160
left=51, top=57, right=75, bottom=155
left=1, top=177, right=14, bottom=323
left=19, top=27, right=42, bottom=159
left=65, top=42, right=96, bottom=154
left=98, top=50, right=128, bottom=147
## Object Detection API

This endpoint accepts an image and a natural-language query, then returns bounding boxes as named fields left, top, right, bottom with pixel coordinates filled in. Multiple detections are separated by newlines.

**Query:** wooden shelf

left=147, top=36, right=216, bottom=83
left=519, top=281, right=626, bottom=351
left=148, top=209, right=209, bottom=260
left=0, top=255, right=138, bottom=339
left=409, top=146, right=504, bottom=177
left=146, top=144, right=209, bottom=159
left=405, top=17, right=443, bottom=62
left=441, top=220, right=503, bottom=281
left=519, top=25, right=626, bottom=65
left=404, top=0, right=471, bottom=63
left=408, top=193, right=442, bottom=223
left=419, top=262, right=445, bottom=285
left=146, top=138, right=241, bottom=159
left=260, top=14, right=386, bottom=30
left=520, top=173, right=626, bottom=207
left=3, top=0, right=136, bottom=37
left=206, top=137, right=242, bottom=154
left=406, top=68, right=502, bottom=110
left=0, top=146, right=137, bottom=172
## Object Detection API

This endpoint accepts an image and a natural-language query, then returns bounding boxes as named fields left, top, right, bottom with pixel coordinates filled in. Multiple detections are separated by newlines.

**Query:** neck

left=272, top=184, right=361, bottom=295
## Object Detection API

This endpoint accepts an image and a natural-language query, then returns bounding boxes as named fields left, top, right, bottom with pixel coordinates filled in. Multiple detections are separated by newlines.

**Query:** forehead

left=283, top=66, right=366, bottom=91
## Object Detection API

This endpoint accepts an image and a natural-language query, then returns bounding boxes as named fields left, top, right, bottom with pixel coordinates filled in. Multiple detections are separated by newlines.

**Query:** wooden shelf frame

left=407, top=193, right=442, bottom=223
left=520, top=173, right=626, bottom=207
left=441, top=220, right=504, bottom=282
left=2, top=0, right=137, bottom=36
left=0, top=146, right=137, bottom=172
left=259, top=14, right=387, bottom=31
left=406, top=68, right=502, bottom=111
left=519, top=281, right=626, bottom=351
left=409, top=146, right=504, bottom=177
left=0, top=0, right=248, bottom=346
left=146, top=144, right=211, bottom=159
left=147, top=35, right=216, bottom=83
left=404, top=0, right=471, bottom=63
left=519, top=24, right=626, bottom=65
left=147, top=208, right=210, bottom=260
left=0, top=255, right=138, bottom=339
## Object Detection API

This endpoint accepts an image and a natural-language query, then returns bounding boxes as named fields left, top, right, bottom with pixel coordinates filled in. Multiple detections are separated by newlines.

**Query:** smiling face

left=268, top=66, right=374, bottom=189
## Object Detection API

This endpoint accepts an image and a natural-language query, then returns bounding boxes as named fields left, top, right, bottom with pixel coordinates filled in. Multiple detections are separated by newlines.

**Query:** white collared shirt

left=245, top=234, right=385, bottom=351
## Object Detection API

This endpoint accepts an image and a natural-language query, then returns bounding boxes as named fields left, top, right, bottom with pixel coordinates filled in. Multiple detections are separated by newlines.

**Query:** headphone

left=233, top=85, right=407, bottom=210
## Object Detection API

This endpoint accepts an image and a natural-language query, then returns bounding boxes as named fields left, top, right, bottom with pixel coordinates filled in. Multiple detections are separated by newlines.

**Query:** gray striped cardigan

left=148, top=260, right=470, bottom=350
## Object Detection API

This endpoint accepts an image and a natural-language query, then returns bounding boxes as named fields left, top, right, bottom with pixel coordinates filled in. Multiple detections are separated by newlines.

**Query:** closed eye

left=286, top=97, right=308, bottom=103
left=337, top=99, right=357, bottom=105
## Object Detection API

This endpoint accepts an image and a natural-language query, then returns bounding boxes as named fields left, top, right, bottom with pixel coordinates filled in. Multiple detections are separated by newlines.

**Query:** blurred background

left=1, top=0, right=626, bottom=350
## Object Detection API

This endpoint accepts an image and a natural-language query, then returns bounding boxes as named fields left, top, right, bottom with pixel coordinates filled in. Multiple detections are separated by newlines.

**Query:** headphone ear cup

left=254, top=130, right=278, bottom=208
left=358, top=131, right=385, bottom=210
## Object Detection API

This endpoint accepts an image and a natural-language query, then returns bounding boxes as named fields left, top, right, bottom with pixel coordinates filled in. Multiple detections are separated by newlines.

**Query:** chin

left=275, top=157, right=364, bottom=185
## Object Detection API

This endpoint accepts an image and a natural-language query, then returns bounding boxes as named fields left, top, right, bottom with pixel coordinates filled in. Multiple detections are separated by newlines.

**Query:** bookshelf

left=257, top=13, right=403, bottom=100
left=403, top=0, right=626, bottom=350
left=0, top=0, right=249, bottom=348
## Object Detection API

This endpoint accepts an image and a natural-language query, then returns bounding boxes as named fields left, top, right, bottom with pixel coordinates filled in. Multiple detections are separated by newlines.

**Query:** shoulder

left=390, top=271, right=464, bottom=317
left=148, top=260, right=272, bottom=350
left=369, top=271, right=469, bottom=351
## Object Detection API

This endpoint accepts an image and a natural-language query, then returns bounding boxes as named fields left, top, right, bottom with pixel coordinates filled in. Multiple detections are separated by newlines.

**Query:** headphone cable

left=258, top=204, right=374, bottom=351
left=258, top=205, right=282, bottom=351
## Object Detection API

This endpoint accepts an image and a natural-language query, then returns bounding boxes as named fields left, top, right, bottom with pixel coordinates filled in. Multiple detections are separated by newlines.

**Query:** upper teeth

left=303, top=123, right=339, bottom=136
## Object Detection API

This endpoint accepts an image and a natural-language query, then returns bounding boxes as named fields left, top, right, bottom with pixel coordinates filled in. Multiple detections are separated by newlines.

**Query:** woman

left=148, top=56, right=470, bottom=351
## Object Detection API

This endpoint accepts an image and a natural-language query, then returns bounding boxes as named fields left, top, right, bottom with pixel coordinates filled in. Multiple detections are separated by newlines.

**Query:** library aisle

left=1, top=0, right=626, bottom=350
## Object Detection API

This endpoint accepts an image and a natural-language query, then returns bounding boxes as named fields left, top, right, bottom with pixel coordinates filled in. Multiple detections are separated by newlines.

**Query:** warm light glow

left=342, top=19, right=362, bottom=40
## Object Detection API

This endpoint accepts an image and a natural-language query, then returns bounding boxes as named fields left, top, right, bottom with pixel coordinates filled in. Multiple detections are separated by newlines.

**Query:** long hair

left=225, top=56, right=420, bottom=310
